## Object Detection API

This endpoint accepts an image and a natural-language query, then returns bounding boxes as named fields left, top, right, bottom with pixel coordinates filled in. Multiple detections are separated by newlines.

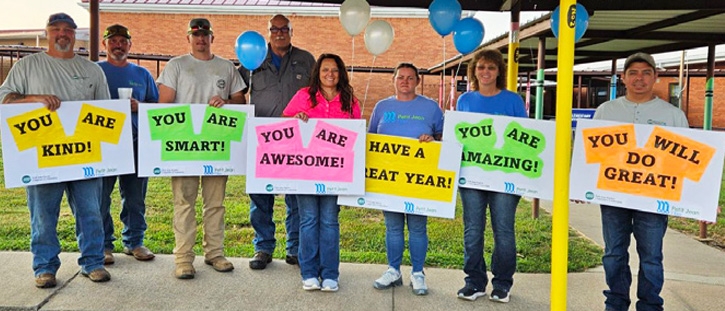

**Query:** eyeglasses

left=269, top=27, right=290, bottom=34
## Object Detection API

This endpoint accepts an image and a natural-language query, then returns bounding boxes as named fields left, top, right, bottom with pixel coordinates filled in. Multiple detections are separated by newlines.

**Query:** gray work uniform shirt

left=238, top=45, right=315, bottom=118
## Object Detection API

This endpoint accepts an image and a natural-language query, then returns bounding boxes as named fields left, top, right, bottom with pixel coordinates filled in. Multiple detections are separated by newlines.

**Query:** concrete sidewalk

left=1, top=202, right=723, bottom=311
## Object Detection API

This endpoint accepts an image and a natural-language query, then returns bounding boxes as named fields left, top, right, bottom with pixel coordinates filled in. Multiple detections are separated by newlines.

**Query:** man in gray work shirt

left=238, top=14, right=315, bottom=270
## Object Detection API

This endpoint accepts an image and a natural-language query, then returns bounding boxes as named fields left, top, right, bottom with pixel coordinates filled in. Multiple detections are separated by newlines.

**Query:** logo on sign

left=82, top=167, right=95, bottom=178
left=504, top=182, right=515, bottom=193
left=656, top=200, right=670, bottom=214
left=265, top=184, right=273, bottom=192
left=203, top=165, right=214, bottom=175
left=357, top=198, right=365, bottom=205
left=315, top=183, right=326, bottom=194
left=153, top=167, right=161, bottom=175
left=458, top=177, right=466, bottom=185
left=585, top=191, right=594, bottom=200
left=21, top=175, right=31, bottom=184
left=404, top=201, right=415, bottom=213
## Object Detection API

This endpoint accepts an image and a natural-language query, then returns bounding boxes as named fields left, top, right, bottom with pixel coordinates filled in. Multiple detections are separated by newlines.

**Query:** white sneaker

left=373, top=267, right=402, bottom=289
left=302, top=278, right=320, bottom=291
left=321, top=279, right=339, bottom=292
left=410, top=271, right=428, bottom=295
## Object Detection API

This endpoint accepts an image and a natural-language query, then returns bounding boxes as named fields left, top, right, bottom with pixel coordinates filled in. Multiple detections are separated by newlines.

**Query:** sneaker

left=457, top=286, right=486, bottom=301
left=321, top=279, right=339, bottom=292
left=249, top=251, right=272, bottom=270
left=410, top=271, right=428, bottom=295
left=490, top=288, right=510, bottom=303
left=103, top=249, right=114, bottom=265
left=35, top=273, right=57, bottom=288
left=285, top=255, right=298, bottom=265
left=373, top=267, right=402, bottom=289
left=81, top=268, right=111, bottom=283
left=302, top=278, right=321, bottom=291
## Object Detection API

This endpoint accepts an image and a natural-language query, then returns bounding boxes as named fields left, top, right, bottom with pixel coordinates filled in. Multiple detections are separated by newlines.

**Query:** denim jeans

left=459, top=187, right=520, bottom=292
left=249, top=194, right=299, bottom=256
left=297, top=195, right=340, bottom=281
left=383, top=211, right=428, bottom=272
left=101, top=139, right=148, bottom=250
left=27, top=178, right=105, bottom=276
left=601, top=205, right=667, bottom=311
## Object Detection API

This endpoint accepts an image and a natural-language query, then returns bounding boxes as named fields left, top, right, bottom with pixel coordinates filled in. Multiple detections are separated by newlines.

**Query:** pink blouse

left=283, top=87, right=361, bottom=119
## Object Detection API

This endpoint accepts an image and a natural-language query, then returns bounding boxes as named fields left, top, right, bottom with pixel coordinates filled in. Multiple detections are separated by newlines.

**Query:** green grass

left=0, top=173, right=603, bottom=273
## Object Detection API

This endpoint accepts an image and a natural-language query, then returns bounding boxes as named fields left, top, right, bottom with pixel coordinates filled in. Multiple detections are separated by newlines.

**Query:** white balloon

left=364, top=20, right=394, bottom=56
left=339, top=0, right=371, bottom=36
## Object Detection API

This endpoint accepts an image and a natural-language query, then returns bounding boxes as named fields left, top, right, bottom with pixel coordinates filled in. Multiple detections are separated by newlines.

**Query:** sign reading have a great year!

left=337, top=134, right=462, bottom=219
left=571, top=119, right=725, bottom=222
left=245, top=118, right=366, bottom=195
left=442, top=111, right=556, bottom=200
left=0, top=100, right=135, bottom=188
left=137, top=104, right=253, bottom=177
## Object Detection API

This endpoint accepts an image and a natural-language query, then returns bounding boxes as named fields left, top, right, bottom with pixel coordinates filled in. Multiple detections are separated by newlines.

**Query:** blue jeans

left=297, top=195, right=340, bottom=280
left=27, top=178, right=105, bottom=276
left=249, top=194, right=299, bottom=256
left=601, top=205, right=667, bottom=311
left=459, top=187, right=520, bottom=292
left=383, top=211, right=428, bottom=272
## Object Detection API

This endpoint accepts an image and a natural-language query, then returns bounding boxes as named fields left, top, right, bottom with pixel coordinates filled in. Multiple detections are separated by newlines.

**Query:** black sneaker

left=489, top=288, right=510, bottom=303
left=285, top=255, right=298, bottom=265
left=457, top=286, right=486, bottom=301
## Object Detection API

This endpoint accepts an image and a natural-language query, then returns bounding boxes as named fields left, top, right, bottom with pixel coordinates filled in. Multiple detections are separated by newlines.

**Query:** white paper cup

left=118, top=87, right=133, bottom=100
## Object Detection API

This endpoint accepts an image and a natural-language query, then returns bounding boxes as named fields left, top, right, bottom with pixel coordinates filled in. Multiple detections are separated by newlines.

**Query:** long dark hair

left=307, top=53, right=355, bottom=115
left=468, top=49, right=507, bottom=91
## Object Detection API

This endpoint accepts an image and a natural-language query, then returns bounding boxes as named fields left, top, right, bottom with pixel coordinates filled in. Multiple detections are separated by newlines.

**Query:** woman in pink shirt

left=283, top=53, right=360, bottom=292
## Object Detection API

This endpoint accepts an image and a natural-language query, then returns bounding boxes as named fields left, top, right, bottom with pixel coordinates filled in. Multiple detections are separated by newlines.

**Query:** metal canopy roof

left=288, top=0, right=725, bottom=11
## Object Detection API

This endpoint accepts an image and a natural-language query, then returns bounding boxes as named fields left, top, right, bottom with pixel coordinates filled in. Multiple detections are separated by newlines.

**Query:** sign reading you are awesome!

left=442, top=111, right=556, bottom=199
left=0, top=100, right=134, bottom=188
left=337, top=134, right=462, bottom=219
left=571, top=119, right=725, bottom=222
left=246, top=118, right=366, bottom=195
left=137, top=104, right=253, bottom=177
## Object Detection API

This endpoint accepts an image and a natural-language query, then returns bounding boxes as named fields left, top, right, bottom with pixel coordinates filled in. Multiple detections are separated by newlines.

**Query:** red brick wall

left=654, top=76, right=725, bottom=128
left=99, top=12, right=459, bottom=117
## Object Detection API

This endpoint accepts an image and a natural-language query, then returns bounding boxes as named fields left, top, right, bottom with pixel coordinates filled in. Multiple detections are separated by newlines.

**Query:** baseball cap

left=624, top=52, right=656, bottom=71
left=103, top=24, right=131, bottom=40
left=47, top=13, right=77, bottom=29
left=188, top=18, right=213, bottom=35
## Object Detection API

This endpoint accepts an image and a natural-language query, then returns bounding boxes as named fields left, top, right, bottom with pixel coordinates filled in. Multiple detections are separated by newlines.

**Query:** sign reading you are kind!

left=0, top=100, right=135, bottom=188
left=137, top=104, right=254, bottom=177
left=245, top=118, right=367, bottom=196
left=570, top=119, right=725, bottom=222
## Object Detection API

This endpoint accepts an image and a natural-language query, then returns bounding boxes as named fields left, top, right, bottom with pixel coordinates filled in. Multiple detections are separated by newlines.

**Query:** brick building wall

left=98, top=12, right=459, bottom=117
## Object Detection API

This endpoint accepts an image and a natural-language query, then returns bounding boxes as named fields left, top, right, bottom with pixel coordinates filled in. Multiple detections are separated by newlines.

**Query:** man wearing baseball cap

left=592, top=52, right=689, bottom=311
left=98, top=24, right=158, bottom=265
left=0, top=12, right=111, bottom=288
left=157, top=17, right=246, bottom=280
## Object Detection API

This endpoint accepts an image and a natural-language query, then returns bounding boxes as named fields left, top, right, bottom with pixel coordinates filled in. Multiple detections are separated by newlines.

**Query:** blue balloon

left=550, top=3, right=589, bottom=42
left=235, top=31, right=268, bottom=70
left=428, top=0, right=462, bottom=37
left=452, top=17, right=484, bottom=55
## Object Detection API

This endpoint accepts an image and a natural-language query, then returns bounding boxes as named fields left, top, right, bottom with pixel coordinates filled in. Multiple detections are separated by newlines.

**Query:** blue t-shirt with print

left=368, top=95, right=444, bottom=139
left=98, top=61, right=159, bottom=137
left=456, top=89, right=528, bottom=118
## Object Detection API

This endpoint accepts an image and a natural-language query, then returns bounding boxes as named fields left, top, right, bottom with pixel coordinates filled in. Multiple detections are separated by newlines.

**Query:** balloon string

left=448, top=59, right=463, bottom=110
left=362, top=55, right=376, bottom=117
left=350, top=37, right=355, bottom=81
left=249, top=71, right=254, bottom=105
left=442, top=36, right=446, bottom=110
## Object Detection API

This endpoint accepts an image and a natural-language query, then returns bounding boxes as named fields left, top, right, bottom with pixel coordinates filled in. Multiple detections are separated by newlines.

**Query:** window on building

left=668, top=83, right=681, bottom=106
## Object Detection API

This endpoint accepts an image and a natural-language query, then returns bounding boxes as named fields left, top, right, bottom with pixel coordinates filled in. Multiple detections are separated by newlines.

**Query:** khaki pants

left=171, top=175, right=228, bottom=264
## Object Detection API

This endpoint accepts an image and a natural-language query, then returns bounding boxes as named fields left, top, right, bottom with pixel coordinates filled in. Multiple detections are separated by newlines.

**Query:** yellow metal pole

left=551, top=0, right=576, bottom=310
left=506, top=3, right=520, bottom=92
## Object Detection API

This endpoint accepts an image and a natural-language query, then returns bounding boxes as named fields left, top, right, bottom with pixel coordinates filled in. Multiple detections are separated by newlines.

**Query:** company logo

left=216, top=79, right=226, bottom=89
left=315, top=183, right=326, bottom=194
left=404, top=201, right=415, bottom=213
left=21, top=175, right=31, bottom=184
left=265, top=184, right=273, bottom=192
left=383, top=111, right=397, bottom=123
left=458, top=177, right=466, bottom=185
left=585, top=191, right=594, bottom=200
left=357, top=198, right=365, bottom=205
left=153, top=167, right=161, bottom=175
left=82, top=167, right=95, bottom=177
left=203, top=165, right=214, bottom=175
left=656, top=200, right=670, bottom=214
left=504, top=182, right=515, bottom=193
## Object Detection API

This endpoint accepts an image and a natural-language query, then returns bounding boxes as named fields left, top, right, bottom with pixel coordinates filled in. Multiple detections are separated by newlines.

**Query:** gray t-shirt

left=594, top=96, right=689, bottom=128
left=157, top=54, right=246, bottom=104
left=0, top=52, right=110, bottom=102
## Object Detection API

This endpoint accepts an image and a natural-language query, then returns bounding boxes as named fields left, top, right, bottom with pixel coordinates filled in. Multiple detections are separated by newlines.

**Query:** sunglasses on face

left=269, top=26, right=290, bottom=34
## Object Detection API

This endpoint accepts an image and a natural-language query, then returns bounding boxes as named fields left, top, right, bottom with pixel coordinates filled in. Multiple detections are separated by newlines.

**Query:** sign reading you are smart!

left=137, top=104, right=254, bottom=177
left=570, top=119, right=725, bottom=222
left=0, top=100, right=135, bottom=188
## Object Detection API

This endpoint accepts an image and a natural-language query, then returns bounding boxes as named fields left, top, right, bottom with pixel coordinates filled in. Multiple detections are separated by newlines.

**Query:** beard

left=54, top=36, right=72, bottom=52
left=110, top=49, right=128, bottom=62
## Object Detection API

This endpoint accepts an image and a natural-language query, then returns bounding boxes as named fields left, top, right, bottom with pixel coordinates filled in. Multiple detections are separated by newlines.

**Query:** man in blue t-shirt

left=98, top=24, right=159, bottom=265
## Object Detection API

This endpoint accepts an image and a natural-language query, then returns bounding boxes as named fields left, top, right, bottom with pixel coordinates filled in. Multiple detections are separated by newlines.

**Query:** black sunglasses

left=269, top=27, right=290, bottom=34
